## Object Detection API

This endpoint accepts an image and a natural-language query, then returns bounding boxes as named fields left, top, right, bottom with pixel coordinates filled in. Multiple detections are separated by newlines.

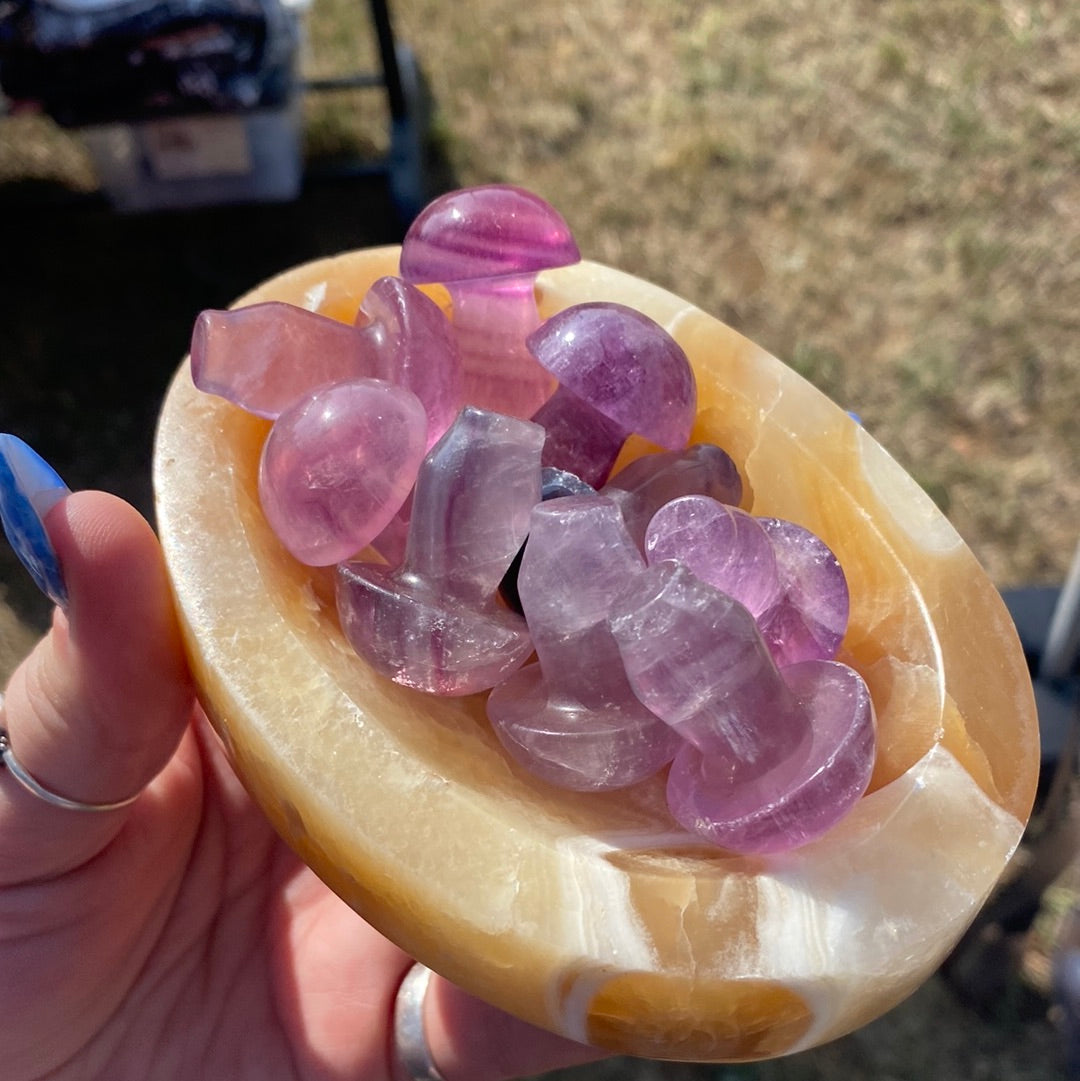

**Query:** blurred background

left=1, top=0, right=1077, bottom=1076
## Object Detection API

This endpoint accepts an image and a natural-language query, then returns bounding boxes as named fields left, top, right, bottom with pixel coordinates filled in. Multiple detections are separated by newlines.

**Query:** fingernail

left=0, top=434, right=70, bottom=609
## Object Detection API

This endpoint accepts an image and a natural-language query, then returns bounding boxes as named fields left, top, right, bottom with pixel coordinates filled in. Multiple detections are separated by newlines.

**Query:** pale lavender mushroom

left=399, top=185, right=580, bottom=419
left=609, top=561, right=876, bottom=854
left=644, top=495, right=782, bottom=619
left=665, top=660, right=876, bottom=855
left=487, top=495, right=683, bottom=790
left=610, top=561, right=808, bottom=772
left=527, top=303, right=696, bottom=488
left=756, top=517, right=850, bottom=666
left=335, top=407, right=542, bottom=696
left=602, top=443, right=743, bottom=551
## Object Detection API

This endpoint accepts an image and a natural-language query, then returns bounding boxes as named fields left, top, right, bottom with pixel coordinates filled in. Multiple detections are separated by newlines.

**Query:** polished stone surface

left=602, top=443, right=743, bottom=551
left=190, top=301, right=370, bottom=419
left=611, top=561, right=875, bottom=853
left=399, top=184, right=580, bottom=283
left=258, top=379, right=427, bottom=566
left=667, top=659, right=876, bottom=853
left=335, top=407, right=542, bottom=695
left=528, top=302, right=696, bottom=485
left=756, top=517, right=850, bottom=666
left=610, top=560, right=810, bottom=768
left=356, top=277, right=464, bottom=451
left=498, top=466, right=595, bottom=615
left=400, top=186, right=580, bottom=419
left=488, top=496, right=682, bottom=789
left=645, top=495, right=781, bottom=618
left=191, top=277, right=462, bottom=453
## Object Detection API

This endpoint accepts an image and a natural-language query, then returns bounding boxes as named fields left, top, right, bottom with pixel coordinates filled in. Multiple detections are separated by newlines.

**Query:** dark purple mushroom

left=526, top=302, right=697, bottom=487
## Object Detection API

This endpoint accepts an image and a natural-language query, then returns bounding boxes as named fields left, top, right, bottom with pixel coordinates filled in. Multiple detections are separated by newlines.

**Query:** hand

left=0, top=453, right=602, bottom=1081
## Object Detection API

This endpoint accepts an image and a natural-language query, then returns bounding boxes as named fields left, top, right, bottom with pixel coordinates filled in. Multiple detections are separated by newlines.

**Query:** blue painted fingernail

left=0, top=434, right=70, bottom=609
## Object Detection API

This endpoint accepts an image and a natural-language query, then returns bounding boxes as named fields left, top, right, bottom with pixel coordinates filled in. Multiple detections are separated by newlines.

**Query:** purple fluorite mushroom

left=353, top=277, right=466, bottom=565
left=644, top=495, right=781, bottom=618
left=527, top=303, right=696, bottom=487
left=356, top=276, right=464, bottom=451
left=191, top=302, right=369, bottom=419
left=603, top=444, right=743, bottom=552
left=399, top=185, right=580, bottom=419
left=609, top=561, right=875, bottom=854
left=756, top=517, right=850, bottom=666
left=498, top=466, right=596, bottom=616
left=487, top=496, right=682, bottom=790
left=610, top=561, right=809, bottom=770
left=335, top=407, right=542, bottom=696
left=666, top=659, right=876, bottom=854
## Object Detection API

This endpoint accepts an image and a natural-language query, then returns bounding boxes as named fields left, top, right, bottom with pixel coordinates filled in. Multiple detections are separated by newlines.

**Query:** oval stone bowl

left=154, top=248, right=1039, bottom=1062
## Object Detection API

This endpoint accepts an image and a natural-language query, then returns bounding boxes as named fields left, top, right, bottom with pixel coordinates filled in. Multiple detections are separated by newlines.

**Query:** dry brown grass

left=387, top=0, right=1080, bottom=588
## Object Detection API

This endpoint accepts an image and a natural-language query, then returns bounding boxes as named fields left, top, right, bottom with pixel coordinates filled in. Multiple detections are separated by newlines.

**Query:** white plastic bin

left=80, top=99, right=303, bottom=211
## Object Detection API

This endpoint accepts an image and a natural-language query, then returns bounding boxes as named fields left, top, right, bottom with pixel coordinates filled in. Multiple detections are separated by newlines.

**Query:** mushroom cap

left=527, top=302, right=697, bottom=450
left=400, top=184, right=580, bottom=284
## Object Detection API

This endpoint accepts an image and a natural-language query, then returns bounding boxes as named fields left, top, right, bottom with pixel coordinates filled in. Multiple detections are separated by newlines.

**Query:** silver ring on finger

left=0, top=694, right=141, bottom=813
left=394, top=963, right=448, bottom=1081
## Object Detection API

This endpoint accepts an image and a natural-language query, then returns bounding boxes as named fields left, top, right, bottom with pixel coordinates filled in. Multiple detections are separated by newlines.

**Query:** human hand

left=0, top=436, right=603, bottom=1081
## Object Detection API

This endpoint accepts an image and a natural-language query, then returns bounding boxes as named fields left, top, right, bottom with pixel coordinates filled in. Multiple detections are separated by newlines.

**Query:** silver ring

left=394, top=963, right=448, bottom=1081
left=0, top=695, right=141, bottom=813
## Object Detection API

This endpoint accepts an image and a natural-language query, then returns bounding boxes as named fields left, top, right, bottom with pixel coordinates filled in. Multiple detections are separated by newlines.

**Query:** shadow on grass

left=0, top=153, right=456, bottom=631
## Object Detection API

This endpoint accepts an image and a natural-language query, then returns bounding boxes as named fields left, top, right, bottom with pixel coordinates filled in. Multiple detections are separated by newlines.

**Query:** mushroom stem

left=447, top=279, right=554, bottom=419
left=530, top=384, right=628, bottom=488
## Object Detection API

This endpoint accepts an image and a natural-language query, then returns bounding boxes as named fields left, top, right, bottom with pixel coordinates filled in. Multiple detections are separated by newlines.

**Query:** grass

left=380, top=0, right=1080, bottom=588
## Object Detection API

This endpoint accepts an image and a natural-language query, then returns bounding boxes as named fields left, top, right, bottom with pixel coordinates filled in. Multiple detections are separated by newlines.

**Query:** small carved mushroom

left=400, top=184, right=580, bottom=419
left=526, top=302, right=696, bottom=487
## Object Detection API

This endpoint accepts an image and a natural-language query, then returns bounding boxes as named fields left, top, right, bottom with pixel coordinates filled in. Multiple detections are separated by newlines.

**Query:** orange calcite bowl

left=153, top=248, right=1039, bottom=1062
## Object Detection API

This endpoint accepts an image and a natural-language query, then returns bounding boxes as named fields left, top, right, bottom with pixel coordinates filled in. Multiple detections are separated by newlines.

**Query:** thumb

left=1, top=487, right=194, bottom=875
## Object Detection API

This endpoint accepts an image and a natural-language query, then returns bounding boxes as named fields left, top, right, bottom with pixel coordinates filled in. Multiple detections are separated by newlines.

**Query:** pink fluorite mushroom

left=191, top=302, right=366, bottom=419
left=258, top=379, right=428, bottom=566
left=190, top=280, right=462, bottom=446
left=399, top=184, right=580, bottom=419
left=355, top=276, right=464, bottom=451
